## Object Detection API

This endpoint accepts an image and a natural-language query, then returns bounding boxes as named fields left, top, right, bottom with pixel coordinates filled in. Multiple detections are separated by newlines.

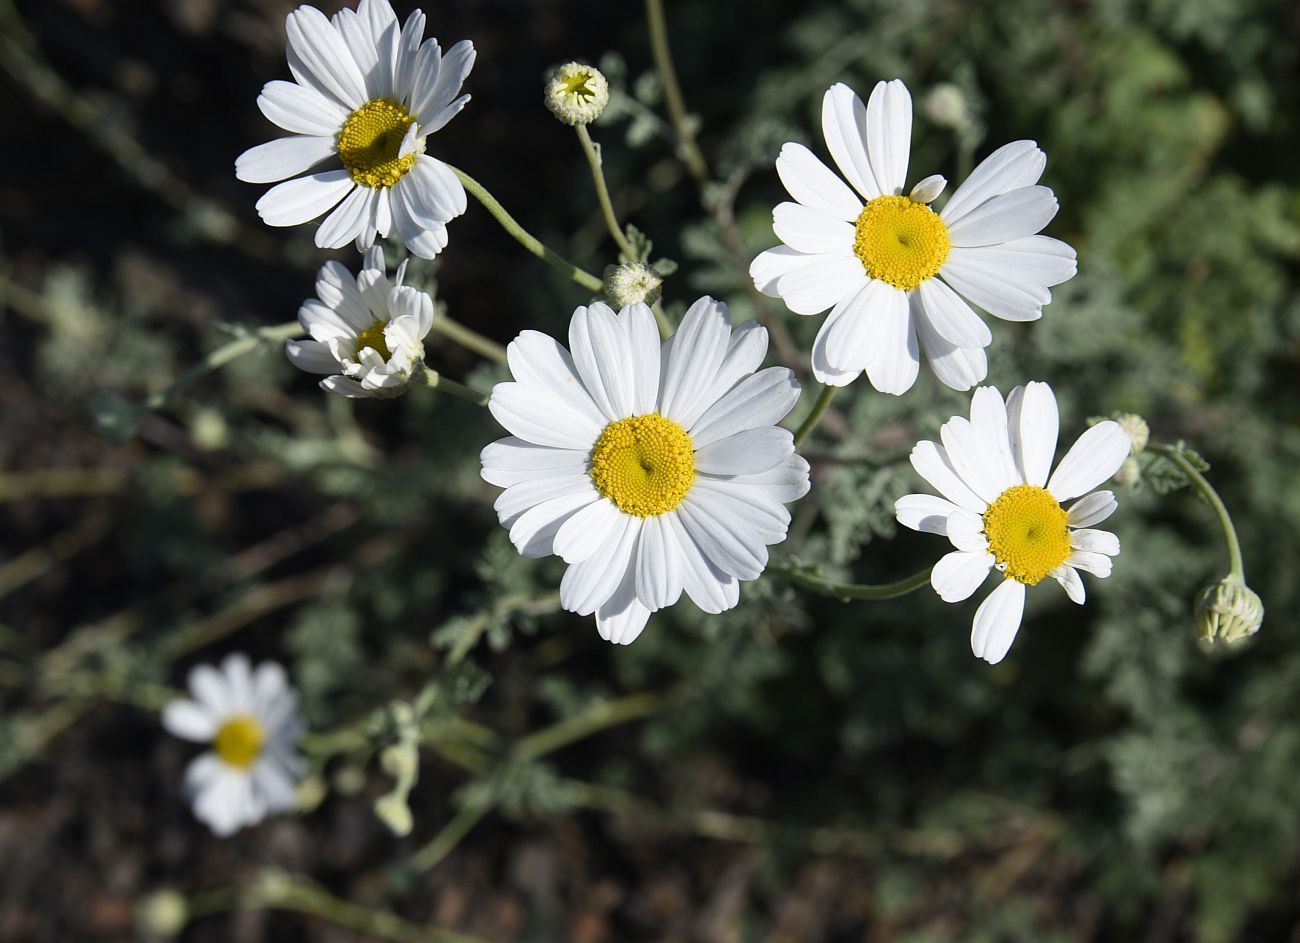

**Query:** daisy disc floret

left=235, top=0, right=474, bottom=259
left=162, top=654, right=305, bottom=836
left=750, top=80, right=1077, bottom=395
left=481, top=297, right=811, bottom=645
left=286, top=246, right=437, bottom=398
left=894, top=382, right=1132, bottom=664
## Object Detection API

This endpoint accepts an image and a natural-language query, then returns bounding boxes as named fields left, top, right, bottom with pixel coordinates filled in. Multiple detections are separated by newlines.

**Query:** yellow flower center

left=353, top=320, right=392, bottom=360
left=337, top=98, right=418, bottom=189
left=853, top=194, right=951, bottom=291
left=561, top=69, right=600, bottom=102
left=214, top=714, right=266, bottom=769
left=589, top=414, right=695, bottom=517
left=982, top=484, right=1071, bottom=586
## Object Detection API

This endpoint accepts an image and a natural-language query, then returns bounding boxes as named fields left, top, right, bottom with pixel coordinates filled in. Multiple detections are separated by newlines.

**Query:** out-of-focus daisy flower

left=751, top=80, right=1076, bottom=394
left=286, top=246, right=436, bottom=398
left=894, top=382, right=1130, bottom=664
left=236, top=0, right=473, bottom=258
left=162, top=654, right=305, bottom=836
left=481, top=297, right=810, bottom=644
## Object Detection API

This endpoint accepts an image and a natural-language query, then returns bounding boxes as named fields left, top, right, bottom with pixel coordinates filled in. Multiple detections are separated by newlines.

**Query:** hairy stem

left=772, top=563, right=933, bottom=602
left=430, top=316, right=507, bottom=365
left=793, top=384, right=838, bottom=447
left=1147, top=442, right=1245, bottom=580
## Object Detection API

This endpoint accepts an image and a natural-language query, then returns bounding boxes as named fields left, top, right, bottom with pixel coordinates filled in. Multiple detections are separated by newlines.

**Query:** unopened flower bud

left=545, top=62, right=609, bottom=126
left=1195, top=577, right=1264, bottom=645
left=1114, top=455, right=1141, bottom=487
left=604, top=262, right=662, bottom=307
left=374, top=792, right=414, bottom=837
left=137, top=890, right=188, bottom=938
left=924, top=83, right=969, bottom=130
left=1115, top=413, right=1149, bottom=454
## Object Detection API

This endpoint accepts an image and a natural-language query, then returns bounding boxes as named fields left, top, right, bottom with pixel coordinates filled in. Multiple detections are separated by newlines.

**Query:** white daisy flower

left=162, top=654, right=305, bottom=836
left=894, top=382, right=1131, bottom=664
left=285, top=245, right=436, bottom=398
left=235, top=0, right=473, bottom=259
left=750, top=80, right=1077, bottom=394
left=481, top=297, right=811, bottom=645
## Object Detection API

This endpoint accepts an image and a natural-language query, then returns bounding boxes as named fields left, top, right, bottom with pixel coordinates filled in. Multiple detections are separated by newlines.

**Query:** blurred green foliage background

left=1, top=0, right=1298, bottom=940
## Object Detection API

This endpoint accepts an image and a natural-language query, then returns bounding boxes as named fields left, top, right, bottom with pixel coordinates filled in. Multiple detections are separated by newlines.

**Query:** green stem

left=1147, top=442, right=1245, bottom=580
left=514, top=691, right=668, bottom=761
left=772, top=563, right=933, bottom=602
left=149, top=322, right=304, bottom=412
left=406, top=801, right=494, bottom=873
left=793, top=384, right=837, bottom=447
left=447, top=164, right=603, bottom=293
left=430, top=316, right=507, bottom=364
left=575, top=124, right=639, bottom=261
left=417, top=365, right=490, bottom=407
left=644, top=0, right=710, bottom=184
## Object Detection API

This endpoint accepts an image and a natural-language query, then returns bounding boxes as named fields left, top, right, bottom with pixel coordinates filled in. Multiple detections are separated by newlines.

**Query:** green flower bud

left=1196, top=577, right=1264, bottom=645
left=924, top=84, right=970, bottom=130
left=545, top=62, right=609, bottom=126
left=374, top=792, right=414, bottom=837
left=137, top=890, right=188, bottom=938
left=604, top=262, right=663, bottom=308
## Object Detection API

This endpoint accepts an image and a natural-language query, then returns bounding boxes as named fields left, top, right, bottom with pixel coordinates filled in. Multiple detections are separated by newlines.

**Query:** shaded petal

left=863, top=285, right=919, bottom=396
left=480, top=436, right=589, bottom=489
left=1067, top=491, right=1118, bottom=528
left=256, top=170, right=354, bottom=227
left=285, top=5, right=369, bottom=109
left=1067, top=550, right=1113, bottom=578
left=915, top=277, right=991, bottom=348
left=553, top=498, right=626, bottom=564
left=285, top=339, right=340, bottom=374
left=509, top=489, right=599, bottom=559
left=776, top=141, right=862, bottom=221
left=1052, top=564, right=1086, bottom=604
left=864, top=78, right=911, bottom=196
left=909, top=440, right=986, bottom=513
left=315, top=185, right=375, bottom=249
left=257, top=79, right=348, bottom=136
left=635, top=514, right=684, bottom=611
left=750, top=245, right=817, bottom=297
left=941, top=141, right=1045, bottom=224
left=664, top=512, right=739, bottom=614
left=947, top=186, right=1059, bottom=248
left=488, top=382, right=604, bottom=449
left=821, top=82, right=882, bottom=200
left=162, top=700, right=217, bottom=742
left=970, top=579, right=1026, bottom=664
left=945, top=508, right=989, bottom=553
left=658, top=297, right=732, bottom=428
left=931, top=549, right=994, bottom=602
left=894, top=493, right=961, bottom=535
left=773, top=201, right=855, bottom=254
left=505, top=330, right=606, bottom=429
left=1007, top=380, right=1058, bottom=487
left=912, top=296, right=987, bottom=391
left=689, top=366, right=800, bottom=448
left=1070, top=528, right=1120, bottom=556
left=560, top=516, right=640, bottom=615
left=694, top=427, right=793, bottom=476
left=773, top=253, right=866, bottom=316
left=236, top=135, right=336, bottom=184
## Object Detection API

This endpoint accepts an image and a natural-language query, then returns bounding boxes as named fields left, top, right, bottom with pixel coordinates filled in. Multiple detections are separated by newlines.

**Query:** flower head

left=286, top=246, right=436, bottom=398
left=1196, top=577, right=1264, bottom=645
left=162, top=654, right=305, bottom=835
left=603, top=261, right=663, bottom=307
left=545, top=62, right=609, bottom=125
left=751, top=80, right=1076, bottom=394
left=235, top=0, right=474, bottom=259
left=481, top=297, right=810, bottom=644
left=895, top=382, right=1131, bottom=664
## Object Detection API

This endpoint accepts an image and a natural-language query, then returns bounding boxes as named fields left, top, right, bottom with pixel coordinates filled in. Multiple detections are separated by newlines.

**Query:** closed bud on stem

left=1196, top=577, right=1264, bottom=646
left=545, top=62, right=609, bottom=126
left=604, top=262, right=663, bottom=307
left=1115, top=413, right=1150, bottom=454
left=924, top=83, right=970, bottom=131
left=137, top=890, right=188, bottom=939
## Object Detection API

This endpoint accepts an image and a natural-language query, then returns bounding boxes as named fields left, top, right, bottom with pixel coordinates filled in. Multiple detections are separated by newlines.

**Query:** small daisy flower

left=894, top=382, right=1131, bottom=664
left=481, top=297, right=811, bottom=644
left=286, top=245, right=436, bottom=398
left=750, top=80, right=1077, bottom=394
left=236, top=0, right=473, bottom=258
left=162, top=654, right=305, bottom=836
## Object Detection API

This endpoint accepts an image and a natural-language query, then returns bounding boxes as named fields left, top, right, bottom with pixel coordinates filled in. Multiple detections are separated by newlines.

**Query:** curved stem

left=793, top=384, right=837, bottom=447
left=148, top=322, right=305, bottom=412
left=574, top=124, right=639, bottom=261
left=1147, top=442, right=1245, bottom=580
left=417, top=365, right=489, bottom=407
left=430, top=316, right=506, bottom=365
left=447, top=164, right=603, bottom=294
left=772, top=563, right=933, bottom=602
left=644, top=0, right=709, bottom=184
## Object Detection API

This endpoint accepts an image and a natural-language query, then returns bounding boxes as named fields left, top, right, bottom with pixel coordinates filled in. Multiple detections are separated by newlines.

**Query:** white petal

left=188, top=664, right=231, bottom=716
left=561, top=516, right=640, bottom=615
left=236, top=135, right=336, bottom=184
left=864, top=78, right=911, bottom=196
left=596, top=595, right=652, bottom=646
left=1010, top=380, right=1058, bottom=487
left=1067, top=491, right=1118, bottom=528
left=702, top=320, right=769, bottom=405
left=256, top=170, right=354, bottom=227
left=968, top=386, right=1021, bottom=492
left=1067, top=550, right=1112, bottom=578
left=285, top=6, right=369, bottom=109
left=494, top=474, right=595, bottom=524
left=676, top=493, right=770, bottom=581
left=823, top=278, right=895, bottom=377
left=945, top=508, right=989, bottom=553
left=1070, top=528, right=1120, bottom=556
left=658, top=297, right=733, bottom=428
left=775, top=141, right=862, bottom=221
left=285, top=339, right=340, bottom=374
left=946, top=186, right=1059, bottom=248
left=664, top=512, right=739, bottom=614
left=407, top=156, right=467, bottom=219
left=220, top=653, right=255, bottom=713
left=941, top=141, right=1045, bottom=224
left=931, top=549, right=994, bottom=602
left=773, top=253, right=866, bottom=316
left=908, top=440, right=986, bottom=513
left=568, top=303, right=638, bottom=422
left=970, top=579, right=1026, bottom=664
left=635, top=514, right=684, bottom=611
left=1046, top=421, right=1132, bottom=501
left=750, top=245, right=818, bottom=298
left=315, top=186, right=375, bottom=249
left=480, top=436, right=589, bottom=488
left=909, top=174, right=946, bottom=204
left=894, top=493, right=960, bottom=535
left=688, top=366, right=800, bottom=448
left=1052, top=565, right=1086, bottom=604
left=694, top=427, right=793, bottom=476
left=509, top=489, right=599, bottom=559
left=912, top=296, right=987, bottom=391
left=863, top=285, right=919, bottom=396
left=620, top=303, right=663, bottom=415
left=320, top=376, right=372, bottom=398
left=821, top=82, right=882, bottom=200
left=939, top=416, right=1007, bottom=505
left=162, top=700, right=218, bottom=742
left=489, top=382, right=604, bottom=450
left=553, top=498, right=626, bottom=564
left=915, top=277, right=991, bottom=349
left=940, top=235, right=1076, bottom=322
left=414, top=39, right=475, bottom=126
left=256, top=79, right=347, bottom=136
left=505, top=330, right=606, bottom=430
left=772, top=202, right=855, bottom=254
left=716, top=453, right=811, bottom=506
